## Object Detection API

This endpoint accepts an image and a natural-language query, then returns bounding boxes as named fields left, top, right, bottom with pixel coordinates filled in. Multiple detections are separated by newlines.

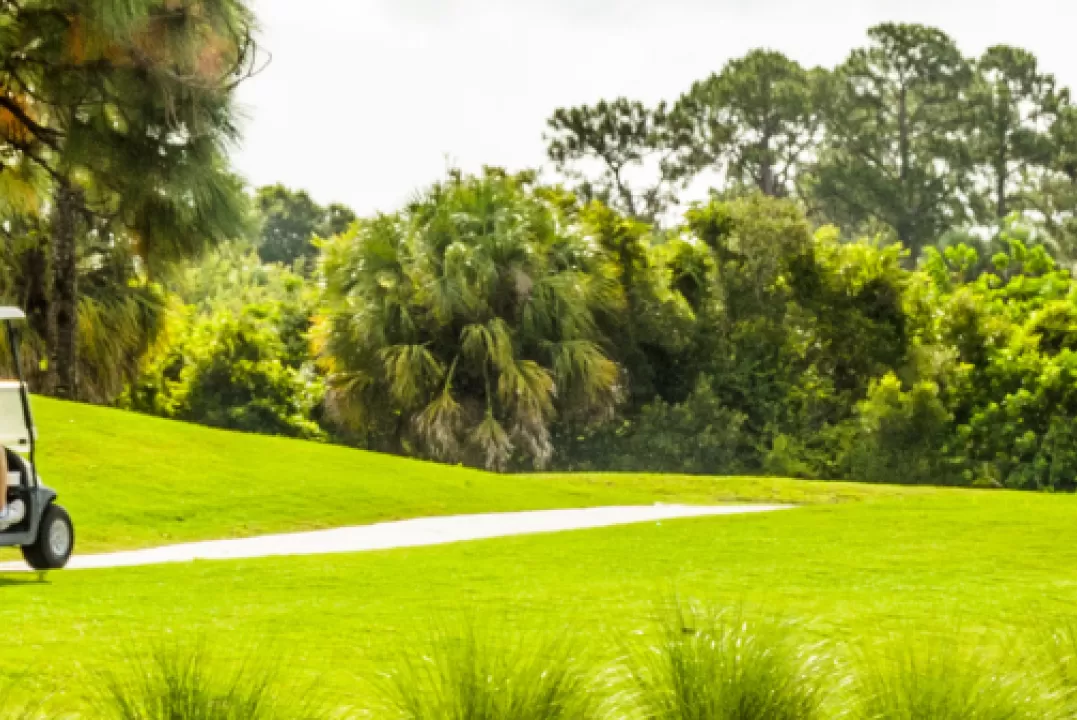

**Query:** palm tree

left=0, top=0, right=257, bottom=398
left=317, top=170, right=624, bottom=470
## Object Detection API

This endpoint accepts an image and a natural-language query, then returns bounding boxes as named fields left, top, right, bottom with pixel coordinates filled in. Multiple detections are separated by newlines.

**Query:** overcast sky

left=232, top=0, right=1077, bottom=216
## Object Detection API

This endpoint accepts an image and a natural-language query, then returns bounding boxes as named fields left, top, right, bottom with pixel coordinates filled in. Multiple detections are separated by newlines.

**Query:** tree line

left=546, top=24, right=1077, bottom=265
left=113, top=169, right=1077, bottom=491
left=7, top=20, right=1077, bottom=489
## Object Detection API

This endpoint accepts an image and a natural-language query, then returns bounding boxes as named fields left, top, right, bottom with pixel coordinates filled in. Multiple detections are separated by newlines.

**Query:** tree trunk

left=759, top=132, right=776, bottom=197
left=48, top=181, right=79, bottom=400
left=896, top=83, right=917, bottom=263
left=760, top=163, right=776, bottom=197
left=996, top=149, right=1008, bottom=220
left=898, top=84, right=910, bottom=231
left=612, top=165, right=638, bottom=219
left=22, top=246, right=49, bottom=336
left=21, top=244, right=50, bottom=390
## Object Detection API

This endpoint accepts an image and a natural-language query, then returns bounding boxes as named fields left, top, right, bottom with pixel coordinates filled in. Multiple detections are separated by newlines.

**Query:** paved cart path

left=0, top=504, right=791, bottom=571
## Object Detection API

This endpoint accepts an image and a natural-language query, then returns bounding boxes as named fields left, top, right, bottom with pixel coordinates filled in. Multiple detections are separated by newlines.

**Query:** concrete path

left=0, top=504, right=790, bottom=572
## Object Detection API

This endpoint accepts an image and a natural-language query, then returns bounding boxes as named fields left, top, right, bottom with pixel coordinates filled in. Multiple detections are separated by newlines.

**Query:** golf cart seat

left=5, top=447, right=26, bottom=489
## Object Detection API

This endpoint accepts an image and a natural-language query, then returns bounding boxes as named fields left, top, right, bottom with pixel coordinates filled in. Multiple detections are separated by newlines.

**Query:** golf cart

left=0, top=307, right=74, bottom=570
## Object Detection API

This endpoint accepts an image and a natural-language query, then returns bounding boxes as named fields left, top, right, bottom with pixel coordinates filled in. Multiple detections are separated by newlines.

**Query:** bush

left=94, top=641, right=326, bottom=720
left=570, top=377, right=751, bottom=474
left=846, top=375, right=962, bottom=486
left=125, top=304, right=325, bottom=440
left=617, top=602, right=828, bottom=720
left=851, top=634, right=1061, bottom=720
left=371, top=619, right=600, bottom=720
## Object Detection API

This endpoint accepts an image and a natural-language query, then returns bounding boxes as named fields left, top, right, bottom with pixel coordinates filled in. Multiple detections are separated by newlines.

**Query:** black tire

left=21, top=504, right=74, bottom=570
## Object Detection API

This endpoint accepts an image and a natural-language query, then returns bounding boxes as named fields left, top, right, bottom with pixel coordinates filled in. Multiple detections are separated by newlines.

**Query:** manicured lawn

left=21, top=397, right=930, bottom=552
left=6, top=398, right=1067, bottom=716
left=3, top=486, right=1075, bottom=713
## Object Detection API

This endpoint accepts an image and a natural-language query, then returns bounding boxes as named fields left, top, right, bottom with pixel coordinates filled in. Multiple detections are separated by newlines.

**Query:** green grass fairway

left=23, top=397, right=928, bottom=552
left=5, top=398, right=1069, bottom=715
left=2, top=488, right=1075, bottom=712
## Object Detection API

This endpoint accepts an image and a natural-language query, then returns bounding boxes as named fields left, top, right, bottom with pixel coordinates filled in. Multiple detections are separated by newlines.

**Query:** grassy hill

left=1, top=398, right=1074, bottom=715
left=22, top=396, right=929, bottom=552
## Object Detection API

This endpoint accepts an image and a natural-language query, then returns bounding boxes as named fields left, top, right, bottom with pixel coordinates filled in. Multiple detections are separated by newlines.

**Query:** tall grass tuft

left=94, top=640, right=326, bottom=720
left=1040, top=618, right=1077, bottom=715
left=616, top=601, right=828, bottom=720
left=372, top=619, right=600, bottom=720
left=852, top=633, right=1061, bottom=720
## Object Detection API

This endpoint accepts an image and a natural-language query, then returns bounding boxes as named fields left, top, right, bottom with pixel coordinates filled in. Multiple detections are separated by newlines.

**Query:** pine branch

left=0, top=95, right=63, bottom=148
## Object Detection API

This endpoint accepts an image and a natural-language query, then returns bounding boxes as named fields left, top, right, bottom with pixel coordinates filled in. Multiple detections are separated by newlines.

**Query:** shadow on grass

left=0, top=572, right=50, bottom=587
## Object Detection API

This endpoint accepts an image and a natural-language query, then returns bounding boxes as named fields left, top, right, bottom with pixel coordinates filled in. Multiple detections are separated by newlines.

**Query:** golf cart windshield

left=0, top=308, right=34, bottom=453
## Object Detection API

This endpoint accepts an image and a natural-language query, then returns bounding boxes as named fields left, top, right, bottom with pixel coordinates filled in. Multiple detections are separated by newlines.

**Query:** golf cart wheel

left=21, top=504, right=74, bottom=570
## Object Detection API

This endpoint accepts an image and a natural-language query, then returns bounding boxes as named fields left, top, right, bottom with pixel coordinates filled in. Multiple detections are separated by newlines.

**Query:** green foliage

left=576, top=378, right=748, bottom=475
left=545, top=98, right=679, bottom=222
left=544, top=23, right=1077, bottom=260
left=255, top=184, right=356, bottom=268
left=57, top=168, right=1077, bottom=492
left=0, top=0, right=258, bottom=399
left=127, top=303, right=323, bottom=440
left=77, top=276, right=171, bottom=405
left=847, top=375, right=960, bottom=486
left=618, top=602, right=828, bottom=720
left=373, top=620, right=599, bottom=720
left=892, top=234, right=1077, bottom=490
left=547, top=191, right=1077, bottom=491
left=576, top=201, right=697, bottom=406
left=0, top=223, right=171, bottom=402
left=968, top=46, right=1062, bottom=224
left=554, top=195, right=911, bottom=480
left=125, top=245, right=324, bottom=440
left=95, top=642, right=325, bottom=720
left=851, top=635, right=1061, bottom=719
left=317, top=169, right=622, bottom=469
left=811, top=24, right=973, bottom=260
left=671, top=50, right=829, bottom=198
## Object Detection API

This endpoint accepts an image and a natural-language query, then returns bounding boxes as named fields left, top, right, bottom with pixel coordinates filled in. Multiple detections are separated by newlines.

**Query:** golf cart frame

left=0, top=307, right=74, bottom=569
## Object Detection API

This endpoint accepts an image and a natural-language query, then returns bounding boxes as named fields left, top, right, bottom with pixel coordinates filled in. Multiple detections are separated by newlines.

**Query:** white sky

left=232, top=0, right=1077, bottom=216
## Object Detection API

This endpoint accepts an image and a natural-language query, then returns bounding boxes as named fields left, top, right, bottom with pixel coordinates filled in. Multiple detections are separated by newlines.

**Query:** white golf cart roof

left=0, top=307, right=25, bottom=321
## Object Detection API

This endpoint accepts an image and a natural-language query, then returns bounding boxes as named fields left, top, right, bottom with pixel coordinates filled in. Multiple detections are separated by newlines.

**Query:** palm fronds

left=317, top=169, right=624, bottom=468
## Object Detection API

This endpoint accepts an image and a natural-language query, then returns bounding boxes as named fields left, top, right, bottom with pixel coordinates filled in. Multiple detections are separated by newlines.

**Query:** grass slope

left=25, top=397, right=927, bottom=552
left=2, top=489, right=1075, bottom=712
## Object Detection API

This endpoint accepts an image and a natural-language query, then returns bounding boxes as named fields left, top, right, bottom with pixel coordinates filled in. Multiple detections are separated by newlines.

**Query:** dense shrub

left=124, top=246, right=325, bottom=440
left=846, top=376, right=961, bottom=486
left=125, top=304, right=324, bottom=440
left=841, top=238, right=1077, bottom=489
left=559, top=378, right=749, bottom=475
left=575, top=210, right=1077, bottom=490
